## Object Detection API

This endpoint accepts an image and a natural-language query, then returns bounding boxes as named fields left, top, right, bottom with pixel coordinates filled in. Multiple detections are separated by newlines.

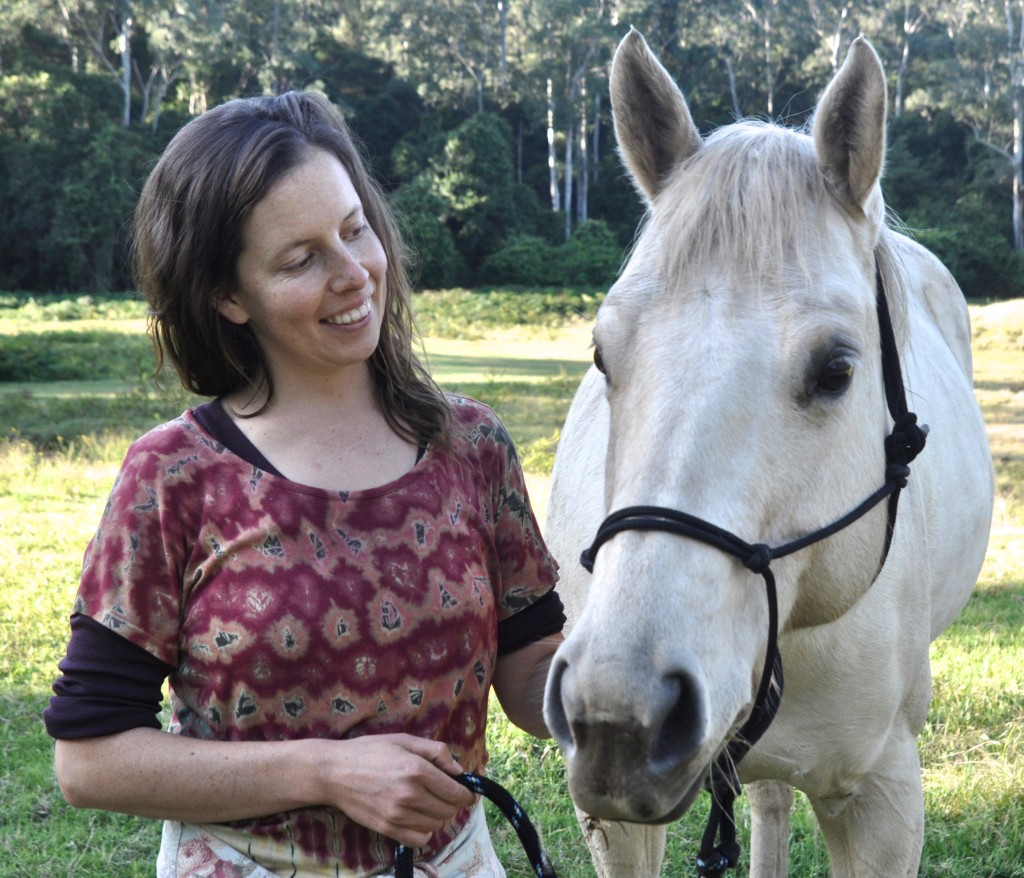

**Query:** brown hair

left=132, top=91, right=451, bottom=447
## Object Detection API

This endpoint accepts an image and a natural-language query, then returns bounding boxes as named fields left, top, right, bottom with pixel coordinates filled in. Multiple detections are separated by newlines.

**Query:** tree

left=937, top=0, right=1024, bottom=249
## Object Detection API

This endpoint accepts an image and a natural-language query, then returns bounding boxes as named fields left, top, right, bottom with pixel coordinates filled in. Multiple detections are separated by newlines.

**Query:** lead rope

left=578, top=264, right=927, bottom=876
left=393, top=772, right=557, bottom=878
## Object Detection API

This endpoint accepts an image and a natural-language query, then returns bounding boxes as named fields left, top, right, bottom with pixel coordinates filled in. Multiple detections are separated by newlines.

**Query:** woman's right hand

left=313, top=734, right=477, bottom=847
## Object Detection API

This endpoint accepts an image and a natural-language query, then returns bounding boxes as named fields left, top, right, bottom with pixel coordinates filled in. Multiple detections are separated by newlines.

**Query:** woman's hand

left=314, top=733, right=477, bottom=847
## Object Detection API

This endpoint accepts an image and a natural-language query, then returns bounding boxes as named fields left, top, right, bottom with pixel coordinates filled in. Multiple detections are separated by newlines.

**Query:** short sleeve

left=73, top=419, right=202, bottom=667
left=453, top=399, right=560, bottom=623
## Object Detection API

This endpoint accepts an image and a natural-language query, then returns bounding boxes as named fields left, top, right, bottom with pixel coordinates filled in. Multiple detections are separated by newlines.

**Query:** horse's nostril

left=651, top=672, right=705, bottom=771
left=543, top=655, right=575, bottom=752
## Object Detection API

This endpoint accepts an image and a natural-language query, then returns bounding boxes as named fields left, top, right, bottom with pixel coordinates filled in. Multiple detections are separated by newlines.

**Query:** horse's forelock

left=648, top=122, right=861, bottom=297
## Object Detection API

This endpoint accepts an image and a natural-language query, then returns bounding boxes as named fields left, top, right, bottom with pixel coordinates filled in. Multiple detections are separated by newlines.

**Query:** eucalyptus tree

left=935, top=0, right=1024, bottom=249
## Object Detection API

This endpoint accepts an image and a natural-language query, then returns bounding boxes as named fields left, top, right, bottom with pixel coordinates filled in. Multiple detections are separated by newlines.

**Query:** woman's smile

left=322, top=300, right=372, bottom=327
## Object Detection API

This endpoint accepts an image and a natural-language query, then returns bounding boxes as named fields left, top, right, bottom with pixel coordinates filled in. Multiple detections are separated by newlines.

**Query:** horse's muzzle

left=544, top=642, right=712, bottom=822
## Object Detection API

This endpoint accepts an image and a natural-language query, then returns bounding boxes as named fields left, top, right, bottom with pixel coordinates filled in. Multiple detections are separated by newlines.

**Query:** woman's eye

left=817, top=358, right=854, bottom=395
left=285, top=254, right=315, bottom=273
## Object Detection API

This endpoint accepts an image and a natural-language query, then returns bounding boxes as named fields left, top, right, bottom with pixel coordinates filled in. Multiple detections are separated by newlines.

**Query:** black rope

left=393, top=772, right=556, bottom=878
left=574, top=263, right=926, bottom=877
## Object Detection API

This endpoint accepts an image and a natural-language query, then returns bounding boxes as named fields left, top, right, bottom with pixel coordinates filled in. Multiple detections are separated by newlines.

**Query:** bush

left=392, top=179, right=465, bottom=289
left=479, top=236, right=559, bottom=286
left=479, top=220, right=623, bottom=288
left=559, top=220, right=623, bottom=287
left=0, top=330, right=152, bottom=382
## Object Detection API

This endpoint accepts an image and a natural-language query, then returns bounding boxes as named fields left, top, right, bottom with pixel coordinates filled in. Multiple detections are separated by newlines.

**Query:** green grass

left=1, top=296, right=1022, bottom=877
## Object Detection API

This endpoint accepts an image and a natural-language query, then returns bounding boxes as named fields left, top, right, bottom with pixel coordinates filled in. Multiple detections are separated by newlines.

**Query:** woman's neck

left=221, top=366, right=419, bottom=492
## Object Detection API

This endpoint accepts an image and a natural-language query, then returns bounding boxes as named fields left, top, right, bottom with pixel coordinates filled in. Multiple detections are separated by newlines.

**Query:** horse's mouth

left=566, top=757, right=710, bottom=825
left=646, top=770, right=707, bottom=824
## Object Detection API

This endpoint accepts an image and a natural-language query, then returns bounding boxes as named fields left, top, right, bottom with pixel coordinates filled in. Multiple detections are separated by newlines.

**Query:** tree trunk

left=118, top=12, right=132, bottom=126
left=579, top=79, right=588, bottom=225
left=498, top=0, right=508, bottom=84
left=547, top=78, right=560, bottom=213
left=725, top=55, right=740, bottom=118
left=1009, top=0, right=1024, bottom=249
left=563, top=114, right=574, bottom=239
left=1014, top=105, right=1023, bottom=249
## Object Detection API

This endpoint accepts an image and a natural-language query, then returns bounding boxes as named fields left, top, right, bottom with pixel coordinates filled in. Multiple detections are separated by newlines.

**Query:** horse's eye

left=817, top=358, right=854, bottom=395
left=594, top=347, right=607, bottom=375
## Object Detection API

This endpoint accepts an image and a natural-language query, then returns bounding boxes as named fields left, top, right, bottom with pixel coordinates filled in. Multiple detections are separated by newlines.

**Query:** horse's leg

left=807, top=734, right=924, bottom=877
left=747, top=779, right=793, bottom=878
left=574, top=806, right=667, bottom=878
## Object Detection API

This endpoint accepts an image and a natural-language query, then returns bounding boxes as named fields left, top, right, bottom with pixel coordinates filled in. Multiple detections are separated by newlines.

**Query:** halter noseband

left=578, top=265, right=927, bottom=877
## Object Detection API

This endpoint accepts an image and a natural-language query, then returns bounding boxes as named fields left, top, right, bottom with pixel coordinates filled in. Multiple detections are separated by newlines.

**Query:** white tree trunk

left=563, top=115, right=574, bottom=239
left=547, top=78, right=560, bottom=212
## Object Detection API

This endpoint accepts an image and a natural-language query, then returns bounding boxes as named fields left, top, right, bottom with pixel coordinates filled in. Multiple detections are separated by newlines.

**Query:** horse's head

left=545, top=30, right=902, bottom=823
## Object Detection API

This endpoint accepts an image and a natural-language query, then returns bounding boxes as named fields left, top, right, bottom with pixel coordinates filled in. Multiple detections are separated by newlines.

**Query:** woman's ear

left=213, top=288, right=250, bottom=326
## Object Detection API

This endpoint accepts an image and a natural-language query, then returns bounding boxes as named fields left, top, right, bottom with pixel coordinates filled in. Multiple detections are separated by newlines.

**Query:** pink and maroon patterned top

left=72, top=395, right=558, bottom=874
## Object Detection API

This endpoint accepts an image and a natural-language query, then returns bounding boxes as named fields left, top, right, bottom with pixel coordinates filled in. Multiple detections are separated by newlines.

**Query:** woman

left=44, top=91, right=563, bottom=878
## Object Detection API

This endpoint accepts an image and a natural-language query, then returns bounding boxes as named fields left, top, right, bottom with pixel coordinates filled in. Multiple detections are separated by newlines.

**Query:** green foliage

left=479, top=235, right=558, bottom=286
left=392, top=177, right=467, bottom=289
left=0, top=292, right=146, bottom=321
left=0, top=72, right=153, bottom=292
left=0, top=330, right=152, bottom=382
left=559, top=220, right=623, bottom=287
left=412, top=288, right=604, bottom=338
left=480, top=221, right=623, bottom=288
left=417, top=112, right=548, bottom=274
left=4, top=1, right=1024, bottom=296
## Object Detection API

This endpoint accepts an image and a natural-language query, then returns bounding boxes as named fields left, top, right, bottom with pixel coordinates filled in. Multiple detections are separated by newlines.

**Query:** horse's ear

left=610, top=28, right=701, bottom=203
left=813, top=36, right=887, bottom=217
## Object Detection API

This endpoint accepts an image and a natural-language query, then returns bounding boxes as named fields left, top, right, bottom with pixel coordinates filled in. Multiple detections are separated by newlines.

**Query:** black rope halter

left=394, top=772, right=557, bottom=878
left=578, top=264, right=927, bottom=877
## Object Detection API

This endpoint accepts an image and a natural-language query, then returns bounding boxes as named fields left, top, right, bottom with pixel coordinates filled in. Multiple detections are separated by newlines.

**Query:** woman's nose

left=328, top=244, right=369, bottom=291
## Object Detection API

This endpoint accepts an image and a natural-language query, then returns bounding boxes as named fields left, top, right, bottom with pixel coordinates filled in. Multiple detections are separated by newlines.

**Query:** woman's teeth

left=324, top=302, right=371, bottom=325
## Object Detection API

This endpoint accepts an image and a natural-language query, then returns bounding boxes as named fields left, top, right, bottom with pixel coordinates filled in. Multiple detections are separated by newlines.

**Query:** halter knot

left=743, top=543, right=773, bottom=574
left=884, top=412, right=928, bottom=467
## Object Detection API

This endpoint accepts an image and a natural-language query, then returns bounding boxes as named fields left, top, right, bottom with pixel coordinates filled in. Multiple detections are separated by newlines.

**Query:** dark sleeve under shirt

left=45, top=402, right=564, bottom=740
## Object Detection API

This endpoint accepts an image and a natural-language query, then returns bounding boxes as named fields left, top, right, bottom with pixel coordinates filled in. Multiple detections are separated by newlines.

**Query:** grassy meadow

left=1, top=291, right=1022, bottom=877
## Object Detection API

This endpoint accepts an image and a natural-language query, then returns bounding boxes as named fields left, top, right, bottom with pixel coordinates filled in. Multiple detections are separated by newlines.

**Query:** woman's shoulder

left=444, top=394, right=504, bottom=434
left=117, top=409, right=231, bottom=474
left=440, top=394, right=520, bottom=474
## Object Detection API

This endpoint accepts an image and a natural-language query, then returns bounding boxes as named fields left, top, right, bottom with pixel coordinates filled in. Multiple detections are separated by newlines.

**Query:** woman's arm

left=54, top=729, right=475, bottom=847
left=490, top=633, right=563, bottom=739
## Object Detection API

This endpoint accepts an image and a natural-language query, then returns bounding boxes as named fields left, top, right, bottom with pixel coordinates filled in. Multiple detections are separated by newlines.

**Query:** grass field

left=1, top=293, right=1022, bottom=877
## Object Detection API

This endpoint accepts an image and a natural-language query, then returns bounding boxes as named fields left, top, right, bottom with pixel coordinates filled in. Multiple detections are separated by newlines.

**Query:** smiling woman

left=42, top=90, right=565, bottom=878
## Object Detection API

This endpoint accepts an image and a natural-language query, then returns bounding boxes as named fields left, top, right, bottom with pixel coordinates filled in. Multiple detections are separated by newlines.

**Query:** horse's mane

left=645, top=119, right=909, bottom=339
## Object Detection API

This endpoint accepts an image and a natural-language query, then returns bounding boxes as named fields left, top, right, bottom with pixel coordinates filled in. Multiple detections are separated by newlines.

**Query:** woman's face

left=216, top=148, right=388, bottom=390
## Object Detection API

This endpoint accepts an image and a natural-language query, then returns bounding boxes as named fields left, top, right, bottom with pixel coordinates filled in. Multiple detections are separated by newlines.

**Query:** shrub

left=479, top=236, right=559, bottom=286
left=392, top=179, right=465, bottom=289
left=559, top=220, right=623, bottom=287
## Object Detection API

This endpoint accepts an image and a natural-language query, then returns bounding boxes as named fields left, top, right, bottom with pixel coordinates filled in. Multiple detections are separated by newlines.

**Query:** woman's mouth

left=323, top=301, right=371, bottom=325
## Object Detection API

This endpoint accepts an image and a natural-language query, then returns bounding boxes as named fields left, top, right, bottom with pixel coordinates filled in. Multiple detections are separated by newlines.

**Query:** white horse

left=543, top=30, right=994, bottom=878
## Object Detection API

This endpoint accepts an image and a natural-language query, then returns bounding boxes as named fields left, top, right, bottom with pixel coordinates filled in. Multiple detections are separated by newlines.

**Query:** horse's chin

left=566, top=762, right=707, bottom=825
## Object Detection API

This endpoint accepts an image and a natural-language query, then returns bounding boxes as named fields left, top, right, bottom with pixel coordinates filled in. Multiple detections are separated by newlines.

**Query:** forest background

left=2, top=0, right=1024, bottom=300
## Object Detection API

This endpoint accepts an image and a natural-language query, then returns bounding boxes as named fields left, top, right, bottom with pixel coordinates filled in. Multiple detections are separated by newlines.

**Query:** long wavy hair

left=132, top=91, right=451, bottom=448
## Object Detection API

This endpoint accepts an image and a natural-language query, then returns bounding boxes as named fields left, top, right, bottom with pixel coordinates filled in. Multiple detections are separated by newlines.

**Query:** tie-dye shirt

left=72, top=395, right=558, bottom=876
